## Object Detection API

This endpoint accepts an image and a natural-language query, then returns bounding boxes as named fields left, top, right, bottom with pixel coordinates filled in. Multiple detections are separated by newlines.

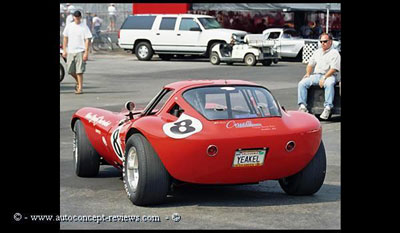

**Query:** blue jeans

left=93, top=26, right=101, bottom=39
left=298, top=74, right=336, bottom=109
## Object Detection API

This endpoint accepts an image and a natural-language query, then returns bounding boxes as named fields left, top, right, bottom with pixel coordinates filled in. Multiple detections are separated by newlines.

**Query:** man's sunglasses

left=320, top=40, right=330, bottom=44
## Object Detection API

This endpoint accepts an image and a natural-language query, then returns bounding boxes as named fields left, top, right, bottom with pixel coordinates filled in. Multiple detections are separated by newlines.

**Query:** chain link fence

left=60, top=3, right=132, bottom=44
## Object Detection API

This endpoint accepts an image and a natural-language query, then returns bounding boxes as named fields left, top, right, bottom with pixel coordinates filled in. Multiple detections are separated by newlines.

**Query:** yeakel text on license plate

left=232, top=149, right=266, bottom=167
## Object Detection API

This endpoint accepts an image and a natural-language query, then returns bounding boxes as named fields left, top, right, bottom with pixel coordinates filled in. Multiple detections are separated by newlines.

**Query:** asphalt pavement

left=60, top=51, right=340, bottom=229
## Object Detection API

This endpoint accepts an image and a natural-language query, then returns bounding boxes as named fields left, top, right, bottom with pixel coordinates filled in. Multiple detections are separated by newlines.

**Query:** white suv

left=118, top=14, right=247, bottom=60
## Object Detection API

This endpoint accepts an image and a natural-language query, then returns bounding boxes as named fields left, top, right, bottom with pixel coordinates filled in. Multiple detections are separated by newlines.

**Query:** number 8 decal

left=163, top=113, right=202, bottom=139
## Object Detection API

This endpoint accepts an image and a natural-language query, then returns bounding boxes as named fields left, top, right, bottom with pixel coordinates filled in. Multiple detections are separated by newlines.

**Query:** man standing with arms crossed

left=62, top=10, right=92, bottom=94
left=297, top=32, right=341, bottom=120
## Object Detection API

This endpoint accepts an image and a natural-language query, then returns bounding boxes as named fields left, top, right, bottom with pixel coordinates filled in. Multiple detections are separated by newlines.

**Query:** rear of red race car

left=71, top=80, right=326, bottom=206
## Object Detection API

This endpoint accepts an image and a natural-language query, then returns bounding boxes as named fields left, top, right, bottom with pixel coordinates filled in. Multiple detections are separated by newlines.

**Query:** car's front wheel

left=279, top=140, right=326, bottom=195
left=123, top=134, right=170, bottom=206
left=73, top=120, right=100, bottom=177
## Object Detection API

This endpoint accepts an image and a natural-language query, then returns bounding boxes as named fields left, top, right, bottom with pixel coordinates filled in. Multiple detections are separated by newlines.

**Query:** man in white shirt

left=92, top=14, right=103, bottom=39
left=108, top=3, right=117, bottom=31
left=297, top=33, right=341, bottom=119
left=62, top=10, right=92, bottom=94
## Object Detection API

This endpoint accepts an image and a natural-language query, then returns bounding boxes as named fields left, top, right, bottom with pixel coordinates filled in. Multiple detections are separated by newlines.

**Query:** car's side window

left=179, top=18, right=201, bottom=31
left=282, top=33, right=290, bottom=39
left=268, top=32, right=281, bottom=39
left=159, top=17, right=177, bottom=30
left=168, top=103, right=184, bottom=118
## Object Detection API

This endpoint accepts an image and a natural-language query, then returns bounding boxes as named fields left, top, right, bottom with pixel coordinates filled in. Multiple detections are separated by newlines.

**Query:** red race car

left=71, top=80, right=326, bottom=206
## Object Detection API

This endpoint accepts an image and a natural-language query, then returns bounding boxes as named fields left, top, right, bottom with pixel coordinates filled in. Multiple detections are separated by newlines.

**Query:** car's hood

left=209, top=28, right=247, bottom=35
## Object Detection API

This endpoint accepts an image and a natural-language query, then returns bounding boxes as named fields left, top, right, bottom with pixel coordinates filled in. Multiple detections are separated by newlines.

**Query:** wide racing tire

left=278, top=140, right=326, bottom=195
left=73, top=120, right=100, bottom=177
left=123, top=134, right=170, bottom=206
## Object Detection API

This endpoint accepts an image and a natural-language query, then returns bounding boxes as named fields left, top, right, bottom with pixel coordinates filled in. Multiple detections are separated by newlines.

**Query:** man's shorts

left=67, top=52, right=86, bottom=74
left=109, top=15, right=116, bottom=23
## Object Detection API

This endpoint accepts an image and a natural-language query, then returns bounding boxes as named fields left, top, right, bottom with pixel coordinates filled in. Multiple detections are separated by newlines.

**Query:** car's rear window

left=183, top=86, right=281, bottom=120
left=121, top=16, right=156, bottom=30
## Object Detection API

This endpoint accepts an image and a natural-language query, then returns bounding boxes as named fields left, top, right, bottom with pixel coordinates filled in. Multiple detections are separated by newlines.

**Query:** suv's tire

left=73, top=120, right=100, bottom=177
left=210, top=52, right=220, bottom=65
left=123, top=134, right=170, bottom=206
left=244, top=53, right=257, bottom=66
left=135, top=42, right=153, bottom=61
left=278, top=141, right=326, bottom=195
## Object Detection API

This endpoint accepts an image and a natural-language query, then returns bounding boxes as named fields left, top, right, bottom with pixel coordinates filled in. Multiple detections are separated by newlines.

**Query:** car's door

left=151, top=16, right=179, bottom=53
left=175, top=17, right=205, bottom=54
left=278, top=31, right=302, bottom=57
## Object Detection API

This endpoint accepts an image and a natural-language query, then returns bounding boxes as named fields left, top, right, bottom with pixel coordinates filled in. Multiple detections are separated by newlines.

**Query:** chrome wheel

left=126, top=147, right=139, bottom=191
left=73, top=131, right=78, bottom=168
left=138, top=45, right=149, bottom=59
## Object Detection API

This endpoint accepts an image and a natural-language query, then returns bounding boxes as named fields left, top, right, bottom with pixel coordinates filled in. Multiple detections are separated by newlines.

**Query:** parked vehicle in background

left=60, top=46, right=67, bottom=82
left=91, top=30, right=114, bottom=51
left=210, top=34, right=280, bottom=66
left=118, top=14, right=247, bottom=61
left=262, top=28, right=341, bottom=59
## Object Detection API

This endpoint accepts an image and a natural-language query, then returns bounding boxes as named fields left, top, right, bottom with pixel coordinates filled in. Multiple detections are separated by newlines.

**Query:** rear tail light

left=118, top=30, right=120, bottom=39
left=207, top=145, right=218, bottom=157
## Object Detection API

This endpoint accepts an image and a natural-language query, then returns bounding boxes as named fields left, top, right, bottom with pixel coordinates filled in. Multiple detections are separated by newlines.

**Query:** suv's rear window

left=121, top=16, right=156, bottom=30
left=183, top=86, right=281, bottom=120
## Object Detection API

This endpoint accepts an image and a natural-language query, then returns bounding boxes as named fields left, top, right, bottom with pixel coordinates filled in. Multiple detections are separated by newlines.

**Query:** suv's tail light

left=118, top=30, right=120, bottom=39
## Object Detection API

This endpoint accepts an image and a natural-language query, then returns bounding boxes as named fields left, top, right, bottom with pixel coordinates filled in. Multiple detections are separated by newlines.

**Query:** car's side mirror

left=125, top=101, right=135, bottom=119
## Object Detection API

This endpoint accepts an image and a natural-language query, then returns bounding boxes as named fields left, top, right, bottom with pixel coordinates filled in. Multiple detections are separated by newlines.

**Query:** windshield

left=198, top=17, right=222, bottom=29
left=183, top=86, right=281, bottom=120
left=142, top=88, right=173, bottom=116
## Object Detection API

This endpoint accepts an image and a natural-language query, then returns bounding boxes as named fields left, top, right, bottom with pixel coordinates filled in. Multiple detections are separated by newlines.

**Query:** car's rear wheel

left=135, top=42, right=153, bottom=61
left=244, top=53, right=257, bottom=66
left=73, top=120, right=100, bottom=177
left=279, top=140, right=326, bottom=195
left=123, top=134, right=170, bottom=206
left=210, top=52, right=220, bottom=65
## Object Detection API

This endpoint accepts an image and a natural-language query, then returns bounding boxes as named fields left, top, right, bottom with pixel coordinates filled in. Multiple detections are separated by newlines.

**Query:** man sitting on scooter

left=223, top=34, right=239, bottom=57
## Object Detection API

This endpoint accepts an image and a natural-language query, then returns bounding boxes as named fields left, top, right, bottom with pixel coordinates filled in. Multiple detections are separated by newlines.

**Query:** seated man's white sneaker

left=298, top=104, right=308, bottom=113
left=320, top=107, right=331, bottom=120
